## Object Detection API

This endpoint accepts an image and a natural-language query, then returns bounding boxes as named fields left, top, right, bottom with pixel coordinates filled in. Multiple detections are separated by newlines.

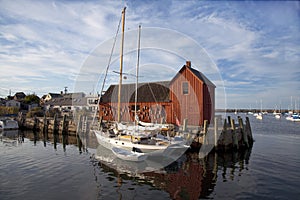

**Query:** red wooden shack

left=99, top=61, right=215, bottom=126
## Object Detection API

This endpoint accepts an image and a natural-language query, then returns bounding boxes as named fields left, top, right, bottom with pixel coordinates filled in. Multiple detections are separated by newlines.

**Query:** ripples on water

left=0, top=113, right=299, bottom=200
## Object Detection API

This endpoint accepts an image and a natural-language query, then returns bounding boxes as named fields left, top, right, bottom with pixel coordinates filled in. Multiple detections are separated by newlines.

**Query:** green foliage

left=0, top=106, right=19, bottom=116
left=24, top=94, right=40, bottom=104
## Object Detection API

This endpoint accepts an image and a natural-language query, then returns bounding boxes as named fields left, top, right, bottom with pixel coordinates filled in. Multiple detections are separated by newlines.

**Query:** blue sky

left=0, top=0, right=299, bottom=109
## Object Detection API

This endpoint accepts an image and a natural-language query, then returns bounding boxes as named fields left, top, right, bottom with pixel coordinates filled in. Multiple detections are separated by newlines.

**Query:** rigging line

left=147, top=82, right=158, bottom=105
left=92, top=12, right=123, bottom=126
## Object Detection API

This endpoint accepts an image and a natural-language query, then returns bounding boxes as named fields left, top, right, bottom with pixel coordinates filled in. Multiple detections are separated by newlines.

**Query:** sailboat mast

left=117, top=7, right=126, bottom=123
left=135, top=25, right=141, bottom=122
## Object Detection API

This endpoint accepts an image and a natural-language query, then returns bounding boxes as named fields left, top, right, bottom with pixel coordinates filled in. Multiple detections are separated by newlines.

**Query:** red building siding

left=169, top=62, right=215, bottom=126
left=100, top=102, right=172, bottom=124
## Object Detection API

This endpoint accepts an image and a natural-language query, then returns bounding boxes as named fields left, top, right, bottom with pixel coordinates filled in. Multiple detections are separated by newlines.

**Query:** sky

left=0, top=0, right=299, bottom=109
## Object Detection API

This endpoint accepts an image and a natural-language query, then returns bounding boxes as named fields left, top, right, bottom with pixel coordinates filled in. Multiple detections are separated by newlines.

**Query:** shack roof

left=170, top=63, right=216, bottom=88
left=101, top=81, right=170, bottom=103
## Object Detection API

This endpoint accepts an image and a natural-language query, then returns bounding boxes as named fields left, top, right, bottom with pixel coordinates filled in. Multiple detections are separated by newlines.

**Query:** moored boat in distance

left=256, top=113, right=263, bottom=120
left=0, top=118, right=19, bottom=130
left=286, top=113, right=300, bottom=122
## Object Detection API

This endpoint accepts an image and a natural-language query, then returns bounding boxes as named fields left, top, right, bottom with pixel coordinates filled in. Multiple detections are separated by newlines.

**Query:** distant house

left=39, top=94, right=47, bottom=105
left=44, top=92, right=91, bottom=112
left=99, top=61, right=215, bottom=126
left=86, top=94, right=99, bottom=111
left=6, top=100, right=20, bottom=108
left=13, top=92, right=26, bottom=101
left=44, top=93, right=62, bottom=102
left=0, top=98, right=7, bottom=106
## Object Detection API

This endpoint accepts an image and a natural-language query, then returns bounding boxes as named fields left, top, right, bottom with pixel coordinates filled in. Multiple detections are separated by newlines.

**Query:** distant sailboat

left=256, top=99, right=263, bottom=120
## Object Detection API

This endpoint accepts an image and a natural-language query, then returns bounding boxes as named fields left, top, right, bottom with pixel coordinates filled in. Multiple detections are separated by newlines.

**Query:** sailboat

left=256, top=99, right=263, bottom=120
left=93, top=8, right=189, bottom=157
left=109, top=21, right=170, bottom=133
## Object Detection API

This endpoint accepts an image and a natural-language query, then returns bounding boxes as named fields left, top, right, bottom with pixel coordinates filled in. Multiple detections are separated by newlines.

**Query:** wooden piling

left=43, top=115, right=48, bottom=134
left=230, top=119, right=238, bottom=150
left=227, top=116, right=231, bottom=126
left=62, top=114, right=68, bottom=135
left=238, top=117, right=249, bottom=148
left=214, top=117, right=218, bottom=150
left=245, top=117, right=253, bottom=145
left=203, top=120, right=208, bottom=145
left=33, top=116, right=38, bottom=131
left=53, top=114, right=59, bottom=135
left=183, top=118, right=188, bottom=132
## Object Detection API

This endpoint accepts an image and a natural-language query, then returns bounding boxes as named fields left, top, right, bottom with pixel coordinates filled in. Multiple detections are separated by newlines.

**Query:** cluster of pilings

left=17, top=113, right=77, bottom=134
left=193, top=116, right=254, bottom=152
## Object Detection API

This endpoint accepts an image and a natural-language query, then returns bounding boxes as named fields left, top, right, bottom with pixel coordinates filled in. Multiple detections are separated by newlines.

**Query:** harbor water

left=0, top=113, right=299, bottom=200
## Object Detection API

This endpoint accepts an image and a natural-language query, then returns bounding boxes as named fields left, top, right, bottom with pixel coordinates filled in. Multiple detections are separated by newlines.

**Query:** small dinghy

left=111, top=147, right=147, bottom=162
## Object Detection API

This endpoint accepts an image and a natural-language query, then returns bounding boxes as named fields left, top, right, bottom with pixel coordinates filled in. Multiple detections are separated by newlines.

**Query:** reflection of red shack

left=143, top=163, right=203, bottom=199
left=142, top=154, right=216, bottom=200
left=99, top=61, right=215, bottom=126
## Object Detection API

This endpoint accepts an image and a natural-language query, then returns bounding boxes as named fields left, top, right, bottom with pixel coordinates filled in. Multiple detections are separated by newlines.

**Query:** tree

left=24, top=94, right=40, bottom=104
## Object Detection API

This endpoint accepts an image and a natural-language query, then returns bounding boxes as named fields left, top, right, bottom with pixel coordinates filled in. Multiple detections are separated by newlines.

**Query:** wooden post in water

left=43, top=115, right=48, bottom=133
left=53, top=114, right=59, bottom=135
left=245, top=117, right=253, bottom=145
left=214, top=117, right=218, bottom=150
left=203, top=120, right=208, bottom=145
left=230, top=118, right=238, bottom=150
left=62, top=114, right=68, bottom=135
left=238, top=117, right=249, bottom=148
left=33, top=116, right=37, bottom=131
left=227, top=116, right=231, bottom=126
left=183, top=118, right=188, bottom=132
left=222, top=118, right=227, bottom=151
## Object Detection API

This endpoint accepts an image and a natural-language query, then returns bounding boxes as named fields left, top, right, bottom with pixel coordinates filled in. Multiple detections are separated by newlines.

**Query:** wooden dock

left=17, top=112, right=253, bottom=155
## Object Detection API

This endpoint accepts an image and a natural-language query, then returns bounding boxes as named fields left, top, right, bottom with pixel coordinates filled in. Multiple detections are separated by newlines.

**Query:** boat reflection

left=93, top=146, right=252, bottom=199
left=0, top=129, right=24, bottom=146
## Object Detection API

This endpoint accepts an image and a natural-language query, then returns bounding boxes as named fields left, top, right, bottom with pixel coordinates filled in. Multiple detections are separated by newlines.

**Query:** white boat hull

left=256, top=114, right=263, bottom=120
left=0, top=119, right=19, bottom=130
left=94, top=130, right=170, bottom=153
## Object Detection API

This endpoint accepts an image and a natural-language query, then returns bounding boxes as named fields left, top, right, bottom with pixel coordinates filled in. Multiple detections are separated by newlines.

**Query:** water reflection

left=0, top=129, right=24, bottom=146
left=93, top=147, right=252, bottom=199
left=3, top=129, right=98, bottom=153
left=0, top=130, right=253, bottom=199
